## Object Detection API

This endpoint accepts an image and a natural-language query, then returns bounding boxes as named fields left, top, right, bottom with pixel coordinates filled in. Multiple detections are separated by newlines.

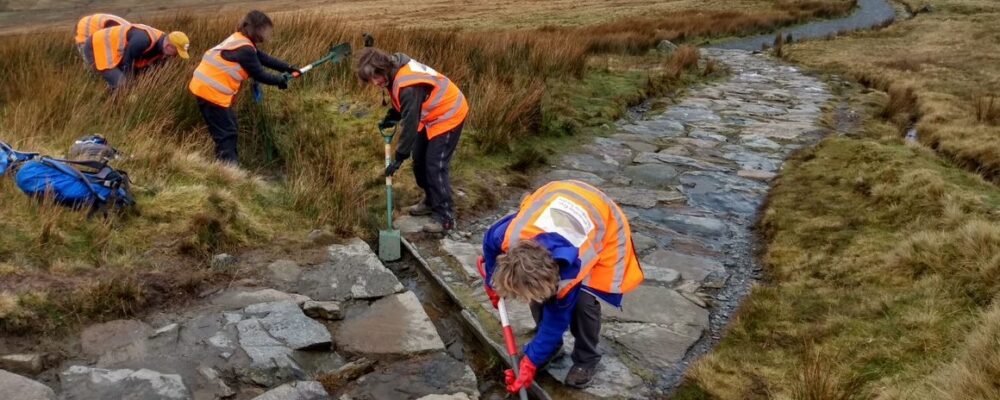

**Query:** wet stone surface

left=405, top=48, right=832, bottom=397
left=43, top=240, right=476, bottom=400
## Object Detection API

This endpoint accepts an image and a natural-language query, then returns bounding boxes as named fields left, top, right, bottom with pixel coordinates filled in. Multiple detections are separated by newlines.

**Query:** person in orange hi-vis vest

left=74, top=13, right=128, bottom=68
left=83, top=22, right=189, bottom=89
left=188, top=10, right=299, bottom=165
left=356, top=48, right=469, bottom=233
left=480, top=180, right=645, bottom=392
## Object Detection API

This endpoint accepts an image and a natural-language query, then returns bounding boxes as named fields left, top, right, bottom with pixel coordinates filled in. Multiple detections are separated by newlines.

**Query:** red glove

left=476, top=256, right=500, bottom=309
left=485, top=285, right=500, bottom=309
left=504, top=357, right=537, bottom=394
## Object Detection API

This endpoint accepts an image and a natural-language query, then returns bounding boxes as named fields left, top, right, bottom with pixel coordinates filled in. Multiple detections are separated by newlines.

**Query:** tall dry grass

left=0, top=4, right=858, bottom=333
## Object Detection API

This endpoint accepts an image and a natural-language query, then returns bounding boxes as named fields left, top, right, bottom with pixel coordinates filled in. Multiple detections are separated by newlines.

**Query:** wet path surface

left=710, top=0, right=895, bottom=51
left=401, top=48, right=833, bottom=398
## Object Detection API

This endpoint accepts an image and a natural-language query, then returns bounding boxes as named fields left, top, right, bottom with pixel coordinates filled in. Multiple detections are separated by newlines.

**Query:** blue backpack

left=1, top=141, right=38, bottom=176
left=15, top=157, right=134, bottom=212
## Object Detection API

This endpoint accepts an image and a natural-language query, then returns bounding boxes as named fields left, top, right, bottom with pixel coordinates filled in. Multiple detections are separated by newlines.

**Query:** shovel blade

left=378, top=229, right=401, bottom=261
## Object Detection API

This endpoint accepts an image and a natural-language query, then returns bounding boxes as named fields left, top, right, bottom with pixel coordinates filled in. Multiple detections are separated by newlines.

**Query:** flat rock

left=440, top=238, right=483, bottom=282
left=740, top=134, right=781, bottom=151
left=539, top=169, right=606, bottom=187
left=211, top=288, right=311, bottom=309
left=548, top=339, right=647, bottom=399
left=721, top=148, right=781, bottom=172
left=647, top=211, right=729, bottom=238
left=0, top=369, right=55, bottom=400
left=60, top=366, right=190, bottom=400
left=603, top=323, right=702, bottom=369
left=252, top=381, right=329, bottom=400
left=679, top=171, right=766, bottom=215
left=602, top=187, right=685, bottom=208
left=688, top=130, right=728, bottom=142
left=335, top=291, right=445, bottom=355
left=643, top=249, right=725, bottom=282
left=557, top=153, right=618, bottom=174
left=676, top=138, right=720, bottom=148
left=662, top=106, right=721, bottom=125
left=642, top=265, right=681, bottom=285
left=303, top=301, right=343, bottom=320
left=621, top=140, right=658, bottom=153
left=0, top=353, right=43, bottom=374
left=605, top=286, right=709, bottom=336
left=634, top=152, right=729, bottom=172
left=632, top=232, right=658, bottom=254
left=243, top=301, right=332, bottom=350
left=620, top=118, right=685, bottom=138
left=335, top=353, right=478, bottom=399
left=738, top=169, right=777, bottom=181
left=622, top=164, right=679, bottom=189
left=81, top=319, right=153, bottom=357
left=297, top=239, right=404, bottom=301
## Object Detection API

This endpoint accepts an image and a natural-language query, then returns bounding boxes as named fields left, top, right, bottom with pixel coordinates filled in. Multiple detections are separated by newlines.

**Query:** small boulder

left=0, top=369, right=55, bottom=400
left=60, top=365, right=190, bottom=400
left=211, top=253, right=237, bottom=269
left=80, top=319, right=153, bottom=357
left=252, top=380, right=329, bottom=400
left=335, top=291, right=445, bottom=355
left=302, top=301, right=343, bottom=320
left=657, top=40, right=678, bottom=54
left=0, top=353, right=43, bottom=374
left=316, top=358, right=376, bottom=392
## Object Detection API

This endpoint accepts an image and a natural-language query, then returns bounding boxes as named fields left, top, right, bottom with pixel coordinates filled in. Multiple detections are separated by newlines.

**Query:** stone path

left=1, top=239, right=481, bottom=400
left=401, top=48, right=832, bottom=398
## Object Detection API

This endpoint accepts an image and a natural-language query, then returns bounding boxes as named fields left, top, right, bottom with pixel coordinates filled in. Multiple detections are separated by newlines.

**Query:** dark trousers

left=197, top=97, right=240, bottom=164
left=530, top=290, right=603, bottom=369
left=412, top=123, right=462, bottom=223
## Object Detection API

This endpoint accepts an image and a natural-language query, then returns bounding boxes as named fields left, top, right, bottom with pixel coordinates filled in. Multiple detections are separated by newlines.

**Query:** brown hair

left=356, top=47, right=395, bottom=83
left=238, top=10, right=273, bottom=44
left=493, top=241, right=559, bottom=303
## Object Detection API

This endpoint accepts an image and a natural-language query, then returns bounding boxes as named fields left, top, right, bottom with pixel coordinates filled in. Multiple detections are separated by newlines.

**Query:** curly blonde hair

left=494, top=241, right=559, bottom=303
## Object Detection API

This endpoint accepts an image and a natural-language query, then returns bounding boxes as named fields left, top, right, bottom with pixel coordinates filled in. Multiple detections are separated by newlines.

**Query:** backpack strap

left=40, top=157, right=105, bottom=200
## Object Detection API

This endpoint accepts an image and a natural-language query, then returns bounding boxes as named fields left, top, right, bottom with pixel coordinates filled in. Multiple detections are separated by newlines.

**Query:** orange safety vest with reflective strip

left=91, top=23, right=163, bottom=71
left=501, top=180, right=644, bottom=299
left=390, top=59, right=469, bottom=140
left=75, top=14, right=128, bottom=45
left=188, top=32, right=255, bottom=108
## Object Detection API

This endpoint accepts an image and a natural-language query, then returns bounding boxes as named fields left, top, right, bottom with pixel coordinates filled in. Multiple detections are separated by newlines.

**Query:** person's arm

left=221, top=47, right=286, bottom=86
left=482, top=214, right=516, bottom=287
left=392, top=84, right=432, bottom=161
left=120, top=29, right=151, bottom=72
left=256, top=49, right=296, bottom=73
left=524, top=285, right=579, bottom=365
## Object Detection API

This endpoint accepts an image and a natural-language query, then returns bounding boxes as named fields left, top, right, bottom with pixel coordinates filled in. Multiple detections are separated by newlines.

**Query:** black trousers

left=412, top=123, right=462, bottom=223
left=530, top=290, right=603, bottom=369
left=197, top=97, right=240, bottom=164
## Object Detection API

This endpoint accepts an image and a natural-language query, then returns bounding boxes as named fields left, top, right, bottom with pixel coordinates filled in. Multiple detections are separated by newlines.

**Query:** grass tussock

left=682, top=87, right=1000, bottom=398
left=785, top=0, right=1000, bottom=182
left=0, top=3, right=854, bottom=333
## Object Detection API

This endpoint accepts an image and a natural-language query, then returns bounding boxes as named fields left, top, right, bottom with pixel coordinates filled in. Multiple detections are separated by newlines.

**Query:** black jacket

left=384, top=53, right=433, bottom=160
left=220, top=45, right=296, bottom=87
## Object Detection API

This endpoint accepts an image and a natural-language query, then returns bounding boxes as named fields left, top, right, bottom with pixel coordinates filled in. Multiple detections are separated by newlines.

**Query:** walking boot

left=405, top=201, right=432, bottom=216
left=564, top=364, right=597, bottom=388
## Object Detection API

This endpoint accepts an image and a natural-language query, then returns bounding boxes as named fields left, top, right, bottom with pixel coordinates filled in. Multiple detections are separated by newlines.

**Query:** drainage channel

left=383, top=246, right=511, bottom=399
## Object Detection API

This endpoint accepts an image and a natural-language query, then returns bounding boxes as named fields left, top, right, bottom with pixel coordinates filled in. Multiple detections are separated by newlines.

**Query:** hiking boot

left=422, top=220, right=454, bottom=233
left=564, top=364, right=597, bottom=389
left=405, top=201, right=432, bottom=216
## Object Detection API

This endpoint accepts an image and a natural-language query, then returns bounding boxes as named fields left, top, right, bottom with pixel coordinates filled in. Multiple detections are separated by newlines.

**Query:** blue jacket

left=482, top=214, right=623, bottom=365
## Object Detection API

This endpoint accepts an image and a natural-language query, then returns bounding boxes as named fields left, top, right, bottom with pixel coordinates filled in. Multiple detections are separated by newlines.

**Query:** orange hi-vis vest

left=188, top=33, right=255, bottom=108
left=91, top=23, right=164, bottom=71
left=390, top=59, right=469, bottom=140
left=501, top=180, right=644, bottom=299
left=75, top=14, right=128, bottom=45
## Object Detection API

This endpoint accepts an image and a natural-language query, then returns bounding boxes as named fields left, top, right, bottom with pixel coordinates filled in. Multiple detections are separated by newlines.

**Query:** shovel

left=378, top=127, right=401, bottom=262
left=477, top=257, right=529, bottom=400
left=291, top=42, right=352, bottom=78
